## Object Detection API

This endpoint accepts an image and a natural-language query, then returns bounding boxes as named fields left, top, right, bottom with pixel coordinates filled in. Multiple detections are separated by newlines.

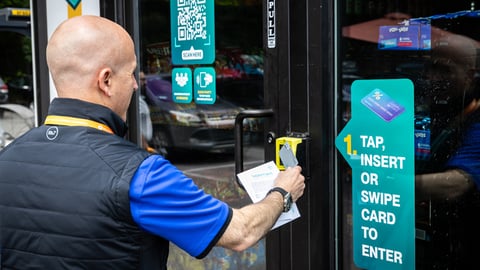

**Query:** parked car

left=0, top=77, right=9, bottom=104
left=144, top=74, right=244, bottom=157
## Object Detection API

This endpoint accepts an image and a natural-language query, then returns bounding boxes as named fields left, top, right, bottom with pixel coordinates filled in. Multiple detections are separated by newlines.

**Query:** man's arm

left=216, top=166, right=305, bottom=251
left=416, top=169, right=475, bottom=201
left=130, top=156, right=305, bottom=256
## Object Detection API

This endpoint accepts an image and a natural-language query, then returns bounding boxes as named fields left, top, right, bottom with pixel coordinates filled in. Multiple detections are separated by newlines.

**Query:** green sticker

left=170, top=0, right=215, bottom=65
left=194, top=67, right=216, bottom=105
left=172, top=68, right=192, bottom=104
left=335, top=79, right=415, bottom=270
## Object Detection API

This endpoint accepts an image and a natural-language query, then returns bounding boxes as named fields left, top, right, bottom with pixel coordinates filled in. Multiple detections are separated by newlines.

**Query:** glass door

left=337, top=1, right=480, bottom=269
left=138, top=1, right=267, bottom=269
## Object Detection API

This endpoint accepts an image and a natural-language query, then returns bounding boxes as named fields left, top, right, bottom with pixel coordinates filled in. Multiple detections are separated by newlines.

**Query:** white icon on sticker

left=175, top=72, right=189, bottom=87
left=196, top=72, right=213, bottom=88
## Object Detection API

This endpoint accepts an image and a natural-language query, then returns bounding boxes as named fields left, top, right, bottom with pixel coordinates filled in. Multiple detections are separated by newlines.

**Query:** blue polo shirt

left=446, top=122, right=480, bottom=188
left=129, top=155, right=232, bottom=258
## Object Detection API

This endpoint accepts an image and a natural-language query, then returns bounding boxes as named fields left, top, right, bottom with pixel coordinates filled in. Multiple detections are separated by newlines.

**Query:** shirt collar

left=46, top=98, right=128, bottom=137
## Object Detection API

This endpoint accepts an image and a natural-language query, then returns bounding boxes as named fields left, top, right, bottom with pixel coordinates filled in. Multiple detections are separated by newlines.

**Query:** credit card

left=361, top=88, right=405, bottom=122
left=279, top=142, right=299, bottom=168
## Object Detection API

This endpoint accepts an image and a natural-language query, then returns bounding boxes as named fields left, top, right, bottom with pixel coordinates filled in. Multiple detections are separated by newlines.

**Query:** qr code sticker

left=177, top=0, right=208, bottom=41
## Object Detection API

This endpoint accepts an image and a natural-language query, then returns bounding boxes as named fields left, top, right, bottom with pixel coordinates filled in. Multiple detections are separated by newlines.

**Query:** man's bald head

left=46, top=15, right=138, bottom=120
left=46, top=15, right=136, bottom=98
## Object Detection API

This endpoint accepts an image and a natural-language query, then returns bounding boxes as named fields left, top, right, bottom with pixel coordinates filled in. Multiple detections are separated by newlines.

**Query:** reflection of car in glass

left=0, top=77, right=9, bottom=104
left=144, top=74, right=243, bottom=157
left=216, top=77, right=265, bottom=141
left=216, top=77, right=264, bottom=109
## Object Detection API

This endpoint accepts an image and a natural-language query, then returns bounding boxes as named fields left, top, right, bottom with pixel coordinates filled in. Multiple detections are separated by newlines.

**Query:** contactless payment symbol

left=194, top=67, right=216, bottom=104
left=361, top=88, right=405, bottom=122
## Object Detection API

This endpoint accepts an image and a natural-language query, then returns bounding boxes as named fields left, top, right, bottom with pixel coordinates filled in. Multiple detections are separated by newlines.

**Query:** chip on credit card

left=279, top=142, right=299, bottom=168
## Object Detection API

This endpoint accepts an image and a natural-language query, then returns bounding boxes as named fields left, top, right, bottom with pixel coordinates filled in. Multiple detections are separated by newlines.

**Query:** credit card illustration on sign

left=361, top=88, right=405, bottom=122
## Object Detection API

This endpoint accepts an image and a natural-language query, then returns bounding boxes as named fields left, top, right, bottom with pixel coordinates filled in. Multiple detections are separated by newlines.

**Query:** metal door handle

left=234, top=109, right=274, bottom=188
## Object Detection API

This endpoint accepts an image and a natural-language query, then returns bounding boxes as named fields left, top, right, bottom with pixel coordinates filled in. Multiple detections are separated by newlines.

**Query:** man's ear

left=98, top=67, right=113, bottom=97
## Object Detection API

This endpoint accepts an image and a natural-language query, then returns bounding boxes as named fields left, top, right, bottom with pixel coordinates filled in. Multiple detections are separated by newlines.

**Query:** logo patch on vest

left=46, top=126, right=59, bottom=140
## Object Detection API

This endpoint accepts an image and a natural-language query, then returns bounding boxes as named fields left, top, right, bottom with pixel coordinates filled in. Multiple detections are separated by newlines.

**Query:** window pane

left=338, top=1, right=480, bottom=269
left=139, top=1, right=266, bottom=269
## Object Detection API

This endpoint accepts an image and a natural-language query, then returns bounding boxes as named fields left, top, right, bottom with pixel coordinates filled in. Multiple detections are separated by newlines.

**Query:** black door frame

left=263, top=0, right=337, bottom=269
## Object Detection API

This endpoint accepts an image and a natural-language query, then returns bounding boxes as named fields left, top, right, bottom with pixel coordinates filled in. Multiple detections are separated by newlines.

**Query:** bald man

left=0, top=16, right=305, bottom=269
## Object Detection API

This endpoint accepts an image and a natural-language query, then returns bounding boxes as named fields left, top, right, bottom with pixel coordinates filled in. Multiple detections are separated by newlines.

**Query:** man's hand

left=217, top=165, right=306, bottom=252
left=273, top=166, right=305, bottom=202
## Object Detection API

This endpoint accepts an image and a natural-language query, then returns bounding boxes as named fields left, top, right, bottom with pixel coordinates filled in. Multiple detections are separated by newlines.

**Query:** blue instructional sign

left=335, top=79, right=415, bottom=270
left=170, top=0, right=215, bottom=65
